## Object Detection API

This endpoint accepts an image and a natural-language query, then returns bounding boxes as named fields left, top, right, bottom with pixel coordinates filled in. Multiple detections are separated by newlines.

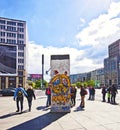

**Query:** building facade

left=0, top=17, right=27, bottom=89
left=104, top=39, right=120, bottom=86
left=91, top=68, right=105, bottom=87
left=70, top=68, right=104, bottom=87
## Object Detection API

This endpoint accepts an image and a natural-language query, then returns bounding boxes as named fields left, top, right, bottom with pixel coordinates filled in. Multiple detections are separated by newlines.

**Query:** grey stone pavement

left=0, top=89, right=120, bottom=130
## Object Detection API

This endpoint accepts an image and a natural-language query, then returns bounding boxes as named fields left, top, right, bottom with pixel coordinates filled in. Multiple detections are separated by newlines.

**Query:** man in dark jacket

left=80, top=86, right=87, bottom=108
left=102, top=86, right=107, bottom=102
left=26, top=86, right=36, bottom=111
left=111, top=84, right=118, bottom=104
left=70, top=86, right=77, bottom=107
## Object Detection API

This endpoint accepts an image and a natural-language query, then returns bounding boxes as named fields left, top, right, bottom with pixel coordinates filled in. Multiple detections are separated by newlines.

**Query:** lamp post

left=42, top=54, right=44, bottom=89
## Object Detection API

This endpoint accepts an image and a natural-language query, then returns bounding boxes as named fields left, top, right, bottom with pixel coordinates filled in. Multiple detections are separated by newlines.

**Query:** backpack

left=17, top=89, right=23, bottom=98
left=83, top=89, right=88, bottom=95
left=46, top=88, right=51, bottom=95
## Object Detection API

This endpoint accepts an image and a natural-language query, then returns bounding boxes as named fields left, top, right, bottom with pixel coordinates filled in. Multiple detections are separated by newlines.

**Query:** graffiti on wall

left=50, top=73, right=71, bottom=112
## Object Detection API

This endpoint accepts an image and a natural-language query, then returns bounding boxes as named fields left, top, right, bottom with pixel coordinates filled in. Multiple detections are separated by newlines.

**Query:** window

left=18, top=52, right=24, bottom=57
left=0, top=20, right=5, bottom=24
left=18, top=71, right=23, bottom=76
left=0, top=25, right=5, bottom=30
left=18, top=65, right=24, bottom=70
left=7, top=33, right=16, bottom=38
left=7, top=39, right=16, bottom=44
left=0, top=38, right=5, bottom=43
left=18, top=59, right=24, bottom=63
left=17, top=34, right=24, bottom=39
left=18, top=45, right=24, bottom=50
left=7, top=21, right=16, bottom=26
left=17, top=22, right=24, bottom=27
left=7, top=26, right=16, bottom=31
left=18, top=28, right=24, bottom=32
left=0, top=32, right=5, bottom=36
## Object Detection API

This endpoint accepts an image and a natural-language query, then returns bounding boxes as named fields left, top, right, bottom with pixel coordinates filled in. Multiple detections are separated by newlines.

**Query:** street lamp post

left=42, top=54, right=44, bottom=89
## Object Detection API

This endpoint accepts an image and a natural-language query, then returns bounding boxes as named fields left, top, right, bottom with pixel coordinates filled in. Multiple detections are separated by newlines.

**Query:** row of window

left=0, top=32, right=24, bottom=38
left=18, top=65, right=24, bottom=70
left=18, top=52, right=24, bottom=57
left=0, top=20, right=24, bottom=27
left=18, top=45, right=24, bottom=50
left=18, top=59, right=24, bottom=63
left=0, top=38, right=24, bottom=44
left=104, top=61, right=117, bottom=72
left=0, top=25, right=24, bottom=32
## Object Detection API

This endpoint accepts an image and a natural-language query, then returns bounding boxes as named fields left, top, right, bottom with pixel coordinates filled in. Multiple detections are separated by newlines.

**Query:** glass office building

left=104, top=39, right=120, bottom=86
left=0, top=17, right=27, bottom=89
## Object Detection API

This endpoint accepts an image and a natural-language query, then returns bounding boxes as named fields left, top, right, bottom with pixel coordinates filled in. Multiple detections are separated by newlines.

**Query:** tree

left=27, top=80, right=35, bottom=88
left=87, top=80, right=95, bottom=87
left=35, top=79, right=48, bottom=89
left=35, top=80, right=41, bottom=89
left=76, top=82, right=82, bottom=88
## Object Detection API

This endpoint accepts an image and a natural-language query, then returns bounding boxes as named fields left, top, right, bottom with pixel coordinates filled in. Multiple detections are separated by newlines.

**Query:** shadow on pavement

left=74, top=106, right=85, bottom=112
left=0, top=110, right=28, bottom=119
left=36, top=105, right=46, bottom=110
left=8, top=112, right=67, bottom=130
left=36, top=106, right=51, bottom=111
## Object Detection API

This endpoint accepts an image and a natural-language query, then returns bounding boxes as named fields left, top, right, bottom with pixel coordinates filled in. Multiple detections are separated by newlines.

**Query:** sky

left=0, top=0, right=120, bottom=81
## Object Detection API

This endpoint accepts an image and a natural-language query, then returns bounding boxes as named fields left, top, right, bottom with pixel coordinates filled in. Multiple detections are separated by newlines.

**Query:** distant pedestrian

left=45, top=84, right=51, bottom=107
left=70, top=86, right=77, bottom=107
left=111, top=84, right=118, bottom=104
left=107, top=86, right=111, bottom=103
left=88, top=86, right=92, bottom=100
left=102, top=86, right=107, bottom=102
left=26, top=86, right=36, bottom=112
left=91, top=86, right=95, bottom=100
left=80, top=86, right=87, bottom=108
left=14, top=84, right=28, bottom=113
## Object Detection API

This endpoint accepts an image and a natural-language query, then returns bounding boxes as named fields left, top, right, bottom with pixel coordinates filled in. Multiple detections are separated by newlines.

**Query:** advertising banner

left=0, top=44, right=17, bottom=75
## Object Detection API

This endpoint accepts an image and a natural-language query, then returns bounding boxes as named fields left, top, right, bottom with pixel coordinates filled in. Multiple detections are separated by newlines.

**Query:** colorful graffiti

left=50, top=74, right=71, bottom=112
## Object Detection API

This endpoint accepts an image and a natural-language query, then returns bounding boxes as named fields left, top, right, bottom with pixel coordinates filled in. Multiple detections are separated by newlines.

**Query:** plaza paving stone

left=0, top=89, right=120, bottom=130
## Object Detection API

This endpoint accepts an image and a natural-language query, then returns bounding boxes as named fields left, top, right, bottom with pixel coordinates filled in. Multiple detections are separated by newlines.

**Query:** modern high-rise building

left=104, top=39, right=120, bottom=86
left=0, top=17, right=27, bottom=89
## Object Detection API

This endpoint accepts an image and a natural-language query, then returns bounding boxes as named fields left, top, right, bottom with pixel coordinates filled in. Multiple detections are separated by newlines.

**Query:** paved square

left=0, top=89, right=120, bottom=130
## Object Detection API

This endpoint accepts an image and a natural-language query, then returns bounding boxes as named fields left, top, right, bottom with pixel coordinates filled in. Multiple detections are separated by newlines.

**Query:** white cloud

left=76, top=1, right=120, bottom=64
left=76, top=2, right=120, bottom=47
left=27, top=42, right=102, bottom=81
left=27, top=2, right=120, bottom=82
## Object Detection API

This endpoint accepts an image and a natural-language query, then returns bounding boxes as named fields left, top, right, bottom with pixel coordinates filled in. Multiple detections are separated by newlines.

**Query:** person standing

left=107, top=86, right=111, bottom=103
left=91, top=86, right=95, bottom=100
left=45, top=85, right=51, bottom=107
left=88, top=86, right=92, bottom=100
left=26, top=86, right=36, bottom=112
left=102, top=86, right=107, bottom=102
left=14, top=84, right=28, bottom=113
left=80, top=86, right=87, bottom=108
left=70, top=86, right=77, bottom=107
left=111, top=84, right=118, bottom=104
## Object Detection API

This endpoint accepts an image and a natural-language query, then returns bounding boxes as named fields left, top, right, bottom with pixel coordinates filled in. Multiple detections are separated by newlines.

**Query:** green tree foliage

left=87, top=80, right=95, bottom=87
left=83, top=81, right=88, bottom=88
left=34, top=80, right=48, bottom=89
left=76, top=82, right=83, bottom=88
left=35, top=80, right=41, bottom=89
left=27, top=80, right=35, bottom=87
left=75, top=80, right=95, bottom=88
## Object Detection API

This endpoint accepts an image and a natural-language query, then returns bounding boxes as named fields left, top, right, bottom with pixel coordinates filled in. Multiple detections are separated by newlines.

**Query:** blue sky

left=0, top=0, right=120, bottom=81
